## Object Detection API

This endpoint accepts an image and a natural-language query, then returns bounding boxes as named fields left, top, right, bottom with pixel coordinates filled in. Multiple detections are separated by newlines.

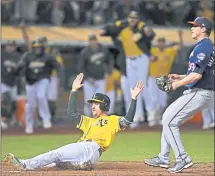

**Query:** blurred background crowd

left=1, top=0, right=214, bottom=133
left=2, top=0, right=214, bottom=26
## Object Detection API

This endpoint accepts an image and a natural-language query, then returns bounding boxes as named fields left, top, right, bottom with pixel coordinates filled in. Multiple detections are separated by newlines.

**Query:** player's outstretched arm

left=119, top=81, right=144, bottom=127
left=67, top=73, right=84, bottom=125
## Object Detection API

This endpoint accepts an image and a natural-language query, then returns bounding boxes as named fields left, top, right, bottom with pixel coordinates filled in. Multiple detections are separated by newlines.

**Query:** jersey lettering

left=97, top=119, right=108, bottom=127
left=90, top=52, right=105, bottom=65
left=211, top=47, right=215, bottom=75
left=208, top=47, right=215, bottom=67
left=29, top=61, right=45, bottom=68
left=188, top=62, right=196, bottom=72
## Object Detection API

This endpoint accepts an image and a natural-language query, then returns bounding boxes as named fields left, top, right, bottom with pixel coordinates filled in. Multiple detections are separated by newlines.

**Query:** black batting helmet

left=37, top=36, right=48, bottom=45
left=128, top=11, right=139, bottom=19
left=87, top=93, right=110, bottom=112
left=31, top=40, right=42, bottom=48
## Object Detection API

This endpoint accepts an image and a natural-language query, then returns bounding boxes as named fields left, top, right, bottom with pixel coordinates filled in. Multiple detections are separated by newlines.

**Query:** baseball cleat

left=5, top=153, right=26, bottom=170
left=209, top=122, right=214, bottom=128
left=25, top=128, right=33, bottom=134
left=144, top=156, right=169, bottom=168
left=168, top=160, right=193, bottom=173
left=43, top=121, right=52, bottom=129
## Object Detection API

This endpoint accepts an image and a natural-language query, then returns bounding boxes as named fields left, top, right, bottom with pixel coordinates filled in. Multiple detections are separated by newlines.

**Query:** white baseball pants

left=21, top=141, right=101, bottom=170
left=126, top=54, right=151, bottom=122
left=83, top=79, right=105, bottom=116
left=120, top=75, right=131, bottom=113
left=1, top=83, right=17, bottom=100
left=47, top=75, right=58, bottom=101
left=159, top=88, right=214, bottom=163
left=25, top=78, right=51, bottom=129
left=147, top=76, right=168, bottom=122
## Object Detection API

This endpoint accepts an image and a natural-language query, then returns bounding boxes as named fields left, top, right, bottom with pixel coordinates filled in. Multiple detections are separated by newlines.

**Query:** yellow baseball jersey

left=77, top=115, right=121, bottom=152
left=106, top=69, right=121, bottom=92
left=116, top=21, right=145, bottom=57
left=45, top=47, right=64, bottom=76
left=150, top=46, right=179, bottom=77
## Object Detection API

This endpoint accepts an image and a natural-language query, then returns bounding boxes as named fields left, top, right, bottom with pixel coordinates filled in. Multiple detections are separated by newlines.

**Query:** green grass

left=1, top=131, right=214, bottom=162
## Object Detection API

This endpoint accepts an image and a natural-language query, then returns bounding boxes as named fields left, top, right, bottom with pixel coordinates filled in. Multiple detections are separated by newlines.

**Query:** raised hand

left=130, top=81, right=144, bottom=100
left=72, top=73, right=84, bottom=91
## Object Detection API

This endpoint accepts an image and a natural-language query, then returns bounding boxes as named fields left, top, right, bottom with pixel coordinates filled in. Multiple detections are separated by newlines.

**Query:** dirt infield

left=1, top=161, right=214, bottom=176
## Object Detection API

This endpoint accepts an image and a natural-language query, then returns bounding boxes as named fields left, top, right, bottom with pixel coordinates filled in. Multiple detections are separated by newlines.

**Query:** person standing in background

left=20, top=24, right=64, bottom=124
left=100, top=11, right=156, bottom=129
left=38, top=37, right=64, bottom=124
left=79, top=34, right=114, bottom=116
left=1, top=41, right=21, bottom=130
left=15, top=40, right=60, bottom=134
left=147, top=30, right=184, bottom=126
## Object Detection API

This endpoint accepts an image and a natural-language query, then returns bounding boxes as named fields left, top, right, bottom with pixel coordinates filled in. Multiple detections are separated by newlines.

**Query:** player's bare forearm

left=173, top=73, right=202, bottom=89
left=67, top=91, right=82, bottom=125
left=20, top=24, right=31, bottom=49
left=179, top=75, right=187, bottom=79
left=178, top=30, right=184, bottom=49
left=168, top=74, right=186, bottom=81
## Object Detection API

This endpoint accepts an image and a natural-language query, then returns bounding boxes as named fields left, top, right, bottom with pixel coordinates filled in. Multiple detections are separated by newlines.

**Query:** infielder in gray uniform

left=144, top=17, right=214, bottom=173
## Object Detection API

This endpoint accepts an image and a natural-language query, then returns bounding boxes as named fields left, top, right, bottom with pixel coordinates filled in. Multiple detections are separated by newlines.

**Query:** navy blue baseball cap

left=188, top=17, right=213, bottom=32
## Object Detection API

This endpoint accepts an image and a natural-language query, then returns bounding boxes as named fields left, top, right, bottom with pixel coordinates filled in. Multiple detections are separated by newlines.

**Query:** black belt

left=128, top=55, right=141, bottom=60
left=129, top=57, right=136, bottom=60
left=188, top=87, right=214, bottom=91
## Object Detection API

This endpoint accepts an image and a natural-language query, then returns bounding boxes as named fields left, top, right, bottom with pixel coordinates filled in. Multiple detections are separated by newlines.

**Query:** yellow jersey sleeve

left=76, top=115, right=93, bottom=132
left=138, top=21, right=145, bottom=31
left=112, top=70, right=121, bottom=83
left=56, top=55, right=64, bottom=65
left=150, top=47, right=157, bottom=55
left=115, top=20, right=121, bottom=27
left=106, top=70, right=121, bottom=92
left=169, top=46, right=179, bottom=57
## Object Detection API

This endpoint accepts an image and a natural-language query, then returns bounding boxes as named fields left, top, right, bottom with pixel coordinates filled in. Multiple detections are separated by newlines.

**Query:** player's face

left=158, top=41, right=165, bottom=49
left=89, top=39, right=99, bottom=48
left=33, top=47, right=43, bottom=55
left=191, top=26, right=202, bottom=39
left=91, top=102, right=103, bottom=118
left=6, top=44, right=16, bottom=52
left=128, top=17, right=138, bottom=27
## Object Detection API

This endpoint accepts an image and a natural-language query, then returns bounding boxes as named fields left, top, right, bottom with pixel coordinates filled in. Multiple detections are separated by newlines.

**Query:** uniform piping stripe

left=168, top=90, right=198, bottom=161
left=78, top=116, right=83, bottom=128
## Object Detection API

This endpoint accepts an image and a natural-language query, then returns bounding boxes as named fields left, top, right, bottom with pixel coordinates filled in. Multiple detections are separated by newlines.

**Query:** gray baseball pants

left=158, top=88, right=214, bottom=163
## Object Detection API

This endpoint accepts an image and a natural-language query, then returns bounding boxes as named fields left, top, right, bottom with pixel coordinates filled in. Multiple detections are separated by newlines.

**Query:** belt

left=188, top=87, right=214, bottom=91
left=128, top=54, right=144, bottom=60
left=80, top=139, right=93, bottom=142
left=128, top=55, right=139, bottom=60
left=129, top=56, right=137, bottom=60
